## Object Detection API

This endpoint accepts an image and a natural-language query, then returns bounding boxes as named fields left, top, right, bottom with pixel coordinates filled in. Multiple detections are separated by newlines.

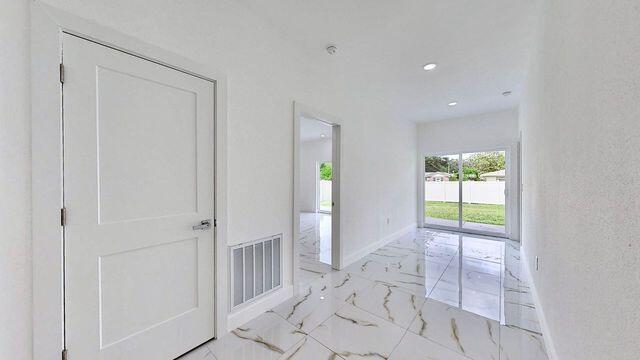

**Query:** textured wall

left=418, top=108, right=519, bottom=155
left=0, top=0, right=32, bottom=359
left=519, top=0, right=640, bottom=358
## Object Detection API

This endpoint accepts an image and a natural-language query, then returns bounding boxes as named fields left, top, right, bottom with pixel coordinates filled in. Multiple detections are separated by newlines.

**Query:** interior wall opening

left=298, top=116, right=335, bottom=277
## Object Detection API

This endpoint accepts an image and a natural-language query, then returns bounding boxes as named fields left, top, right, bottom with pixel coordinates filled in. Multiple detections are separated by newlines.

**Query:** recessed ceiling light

left=448, top=101, right=458, bottom=107
left=423, top=63, right=437, bottom=71
left=502, top=90, right=512, bottom=97
left=320, top=134, right=326, bottom=138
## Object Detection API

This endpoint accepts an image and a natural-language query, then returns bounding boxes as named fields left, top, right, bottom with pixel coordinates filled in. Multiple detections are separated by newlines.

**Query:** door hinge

left=214, top=218, right=217, bottom=227
left=60, top=208, right=67, bottom=227
left=59, top=63, right=65, bottom=84
left=61, top=349, right=67, bottom=360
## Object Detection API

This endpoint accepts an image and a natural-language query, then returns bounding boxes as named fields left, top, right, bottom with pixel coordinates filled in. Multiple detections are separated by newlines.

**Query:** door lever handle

left=192, top=219, right=212, bottom=231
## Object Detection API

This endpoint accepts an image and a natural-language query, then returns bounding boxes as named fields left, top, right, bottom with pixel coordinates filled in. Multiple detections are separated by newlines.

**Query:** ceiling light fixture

left=448, top=101, right=458, bottom=107
left=502, top=90, right=512, bottom=97
left=423, top=63, right=437, bottom=71
left=326, top=45, right=338, bottom=55
left=320, top=134, right=326, bottom=138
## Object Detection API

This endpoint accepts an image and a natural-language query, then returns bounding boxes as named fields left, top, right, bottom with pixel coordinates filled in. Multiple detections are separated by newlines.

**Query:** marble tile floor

left=298, top=212, right=333, bottom=283
left=181, top=229, right=548, bottom=360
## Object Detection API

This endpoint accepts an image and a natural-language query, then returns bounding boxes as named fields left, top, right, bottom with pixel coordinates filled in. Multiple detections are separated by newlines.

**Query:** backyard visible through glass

left=424, top=154, right=459, bottom=228
left=425, top=151, right=506, bottom=235
left=318, top=162, right=332, bottom=212
left=462, top=151, right=505, bottom=234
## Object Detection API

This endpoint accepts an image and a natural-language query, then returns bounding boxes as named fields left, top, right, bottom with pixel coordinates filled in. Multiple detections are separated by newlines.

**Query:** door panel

left=96, top=66, right=199, bottom=224
left=99, top=237, right=198, bottom=347
left=424, top=154, right=460, bottom=228
left=63, top=34, right=215, bottom=359
left=461, top=151, right=506, bottom=236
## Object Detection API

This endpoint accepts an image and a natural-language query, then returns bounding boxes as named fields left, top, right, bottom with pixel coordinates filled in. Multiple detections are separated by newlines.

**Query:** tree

left=466, top=152, right=505, bottom=174
left=451, top=166, right=480, bottom=181
left=319, top=162, right=332, bottom=180
left=425, top=156, right=457, bottom=173
left=425, top=156, right=448, bottom=172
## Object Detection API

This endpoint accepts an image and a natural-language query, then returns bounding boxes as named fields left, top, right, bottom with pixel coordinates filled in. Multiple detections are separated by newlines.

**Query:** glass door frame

left=420, top=146, right=513, bottom=238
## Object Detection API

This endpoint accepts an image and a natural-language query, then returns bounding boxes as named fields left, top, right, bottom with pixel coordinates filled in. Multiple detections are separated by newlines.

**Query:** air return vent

left=230, top=234, right=282, bottom=308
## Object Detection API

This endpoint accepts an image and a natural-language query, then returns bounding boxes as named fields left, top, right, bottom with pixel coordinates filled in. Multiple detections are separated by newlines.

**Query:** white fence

left=319, top=180, right=332, bottom=203
left=425, top=181, right=505, bottom=205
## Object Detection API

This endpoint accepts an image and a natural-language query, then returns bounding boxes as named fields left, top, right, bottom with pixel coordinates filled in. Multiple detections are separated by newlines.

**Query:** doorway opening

left=299, top=118, right=333, bottom=273
left=293, top=103, right=342, bottom=286
left=424, top=150, right=508, bottom=237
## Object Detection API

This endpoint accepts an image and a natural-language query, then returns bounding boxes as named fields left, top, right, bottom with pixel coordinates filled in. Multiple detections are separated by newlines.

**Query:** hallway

left=182, top=229, right=547, bottom=359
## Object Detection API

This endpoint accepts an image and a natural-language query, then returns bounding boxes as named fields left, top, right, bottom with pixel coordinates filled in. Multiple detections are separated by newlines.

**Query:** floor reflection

left=298, top=216, right=507, bottom=321
left=425, top=231, right=504, bottom=321
left=298, top=212, right=332, bottom=282
left=189, top=226, right=548, bottom=360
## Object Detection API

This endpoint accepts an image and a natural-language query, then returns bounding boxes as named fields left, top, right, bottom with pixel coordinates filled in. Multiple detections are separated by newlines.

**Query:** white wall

left=519, top=1, right=640, bottom=359
left=2, top=1, right=417, bottom=357
left=418, top=108, right=519, bottom=155
left=300, top=139, right=331, bottom=213
left=417, top=109, right=519, bottom=238
left=0, top=0, right=32, bottom=359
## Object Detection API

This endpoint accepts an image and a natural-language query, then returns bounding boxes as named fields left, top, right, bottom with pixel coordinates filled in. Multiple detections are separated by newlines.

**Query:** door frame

left=31, top=3, right=229, bottom=358
left=293, top=102, right=343, bottom=287
left=418, top=142, right=519, bottom=239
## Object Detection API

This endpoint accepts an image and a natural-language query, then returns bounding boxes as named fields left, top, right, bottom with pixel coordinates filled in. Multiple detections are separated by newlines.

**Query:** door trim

left=292, top=102, right=343, bottom=293
left=31, top=3, right=229, bottom=358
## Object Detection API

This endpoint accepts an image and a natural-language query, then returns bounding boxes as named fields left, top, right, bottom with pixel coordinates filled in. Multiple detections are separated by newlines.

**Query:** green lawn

left=320, top=200, right=332, bottom=208
left=425, top=201, right=505, bottom=225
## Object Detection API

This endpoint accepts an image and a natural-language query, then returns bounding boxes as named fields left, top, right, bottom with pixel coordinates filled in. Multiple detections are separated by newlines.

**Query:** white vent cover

left=230, top=234, right=282, bottom=308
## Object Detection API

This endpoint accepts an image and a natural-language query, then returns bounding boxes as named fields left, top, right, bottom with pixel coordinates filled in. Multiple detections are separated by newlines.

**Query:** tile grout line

left=405, top=230, right=504, bottom=359
left=387, top=328, right=410, bottom=359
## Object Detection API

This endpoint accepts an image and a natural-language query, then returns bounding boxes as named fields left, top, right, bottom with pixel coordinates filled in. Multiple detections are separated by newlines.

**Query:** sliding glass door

left=424, top=150, right=507, bottom=237
left=424, top=154, right=460, bottom=229
left=461, top=151, right=506, bottom=234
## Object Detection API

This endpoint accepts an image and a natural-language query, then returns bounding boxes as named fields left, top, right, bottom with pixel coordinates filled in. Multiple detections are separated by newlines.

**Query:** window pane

left=425, top=155, right=459, bottom=228
left=461, top=151, right=506, bottom=236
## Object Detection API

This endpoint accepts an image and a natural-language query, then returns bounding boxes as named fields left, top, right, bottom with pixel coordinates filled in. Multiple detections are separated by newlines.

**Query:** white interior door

left=62, top=34, right=215, bottom=359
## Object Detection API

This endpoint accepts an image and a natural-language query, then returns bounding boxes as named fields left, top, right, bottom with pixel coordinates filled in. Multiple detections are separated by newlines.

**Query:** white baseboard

left=342, top=223, right=417, bottom=268
left=521, top=247, right=559, bottom=360
left=226, top=285, right=293, bottom=332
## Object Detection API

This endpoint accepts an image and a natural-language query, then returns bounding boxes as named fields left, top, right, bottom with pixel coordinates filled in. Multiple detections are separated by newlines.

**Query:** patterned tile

left=408, top=299, right=500, bottom=360
left=309, top=304, right=405, bottom=359
left=389, top=330, right=470, bottom=360
left=208, top=312, right=305, bottom=360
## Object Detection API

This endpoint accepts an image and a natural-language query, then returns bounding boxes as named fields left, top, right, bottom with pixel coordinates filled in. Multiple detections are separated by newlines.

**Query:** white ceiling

left=300, top=116, right=332, bottom=142
left=236, top=0, right=537, bottom=122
